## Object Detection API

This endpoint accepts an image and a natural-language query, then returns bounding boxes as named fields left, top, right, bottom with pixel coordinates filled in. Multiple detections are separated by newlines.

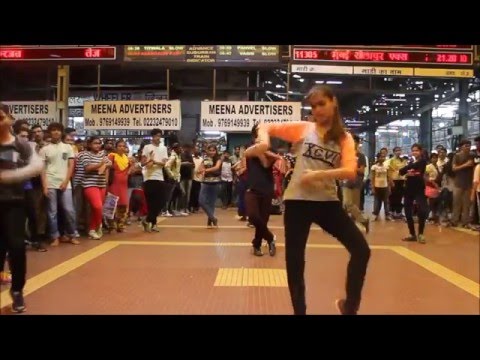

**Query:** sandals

left=60, top=236, right=80, bottom=245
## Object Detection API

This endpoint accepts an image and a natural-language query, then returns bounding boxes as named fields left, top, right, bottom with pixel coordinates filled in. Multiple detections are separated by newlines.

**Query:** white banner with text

left=83, top=100, right=182, bottom=130
left=200, top=101, right=302, bottom=132
left=3, top=101, right=57, bottom=127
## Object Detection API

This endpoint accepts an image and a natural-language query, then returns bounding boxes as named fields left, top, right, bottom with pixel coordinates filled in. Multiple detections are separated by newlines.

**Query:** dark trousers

left=284, top=200, right=370, bottom=315
left=189, top=180, right=201, bottom=211
left=373, top=187, right=389, bottom=217
left=404, top=192, right=428, bottom=236
left=0, top=202, right=27, bottom=292
left=245, top=190, right=274, bottom=248
left=359, top=181, right=365, bottom=211
left=221, top=181, right=233, bottom=207
left=236, top=178, right=247, bottom=217
left=143, top=180, right=170, bottom=226
left=390, top=180, right=405, bottom=214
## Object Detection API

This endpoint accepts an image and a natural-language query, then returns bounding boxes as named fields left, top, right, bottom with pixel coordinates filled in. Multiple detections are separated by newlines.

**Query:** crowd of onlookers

left=344, top=137, right=480, bottom=232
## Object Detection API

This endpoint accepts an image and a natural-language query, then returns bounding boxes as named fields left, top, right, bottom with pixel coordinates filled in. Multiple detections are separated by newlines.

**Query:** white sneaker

left=88, top=230, right=101, bottom=240
left=96, top=225, right=103, bottom=237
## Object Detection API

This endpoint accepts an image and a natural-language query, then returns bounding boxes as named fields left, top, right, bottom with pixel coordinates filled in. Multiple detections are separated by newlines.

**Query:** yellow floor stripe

left=392, top=246, right=480, bottom=298
left=0, top=242, right=118, bottom=309
left=451, top=226, right=479, bottom=237
left=214, top=268, right=287, bottom=287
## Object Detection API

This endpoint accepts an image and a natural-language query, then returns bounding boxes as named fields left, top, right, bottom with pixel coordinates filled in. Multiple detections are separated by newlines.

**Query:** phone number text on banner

left=83, top=100, right=182, bottom=130
left=3, top=101, right=57, bottom=128
left=200, top=101, right=302, bottom=132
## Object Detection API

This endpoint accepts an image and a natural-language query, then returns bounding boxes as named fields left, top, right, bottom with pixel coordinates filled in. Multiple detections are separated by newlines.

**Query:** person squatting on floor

left=249, top=86, right=371, bottom=315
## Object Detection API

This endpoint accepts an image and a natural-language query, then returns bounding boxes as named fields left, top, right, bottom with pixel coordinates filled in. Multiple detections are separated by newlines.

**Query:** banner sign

left=3, top=101, right=57, bottom=127
left=200, top=101, right=301, bottom=132
left=83, top=100, right=182, bottom=130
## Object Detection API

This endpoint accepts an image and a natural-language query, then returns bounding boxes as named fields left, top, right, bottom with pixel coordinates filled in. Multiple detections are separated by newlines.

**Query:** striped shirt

left=73, top=151, right=87, bottom=188
left=81, top=151, right=112, bottom=188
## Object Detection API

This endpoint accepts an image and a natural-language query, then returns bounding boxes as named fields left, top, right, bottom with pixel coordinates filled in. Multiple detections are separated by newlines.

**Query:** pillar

left=56, top=65, right=70, bottom=127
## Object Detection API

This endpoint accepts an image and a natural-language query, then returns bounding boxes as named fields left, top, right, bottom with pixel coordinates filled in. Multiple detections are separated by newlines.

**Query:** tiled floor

left=1, top=206, right=479, bottom=315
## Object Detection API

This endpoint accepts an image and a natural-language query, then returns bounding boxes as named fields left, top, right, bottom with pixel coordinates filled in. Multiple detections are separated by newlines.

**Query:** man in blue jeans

left=39, top=122, right=78, bottom=246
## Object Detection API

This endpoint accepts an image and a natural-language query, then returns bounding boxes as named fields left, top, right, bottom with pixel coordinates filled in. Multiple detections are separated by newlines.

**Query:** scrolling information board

left=124, top=45, right=279, bottom=64
left=291, top=45, right=475, bottom=78
left=293, top=46, right=473, bottom=65
left=0, top=46, right=116, bottom=61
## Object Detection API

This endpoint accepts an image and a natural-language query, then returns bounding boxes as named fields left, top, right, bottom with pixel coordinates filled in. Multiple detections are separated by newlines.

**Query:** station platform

left=1, top=207, right=478, bottom=315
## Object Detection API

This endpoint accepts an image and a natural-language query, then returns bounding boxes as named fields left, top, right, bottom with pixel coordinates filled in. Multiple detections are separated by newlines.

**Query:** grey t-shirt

left=453, top=152, right=474, bottom=190
left=284, top=130, right=342, bottom=201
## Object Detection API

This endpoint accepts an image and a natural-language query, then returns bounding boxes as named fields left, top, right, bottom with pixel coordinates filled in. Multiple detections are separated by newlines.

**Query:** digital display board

left=292, top=45, right=474, bottom=68
left=0, top=46, right=117, bottom=61
left=293, top=47, right=473, bottom=65
left=306, top=45, right=473, bottom=50
left=124, top=45, right=279, bottom=64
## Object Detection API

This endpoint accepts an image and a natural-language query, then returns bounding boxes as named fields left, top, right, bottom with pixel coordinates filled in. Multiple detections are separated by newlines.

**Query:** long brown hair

left=305, top=85, right=346, bottom=144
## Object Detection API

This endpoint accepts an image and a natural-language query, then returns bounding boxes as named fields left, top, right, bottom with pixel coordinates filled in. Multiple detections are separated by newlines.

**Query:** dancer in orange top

left=247, top=86, right=371, bottom=315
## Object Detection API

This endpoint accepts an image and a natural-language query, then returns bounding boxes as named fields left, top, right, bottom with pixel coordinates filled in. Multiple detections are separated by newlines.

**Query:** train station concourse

left=0, top=44, right=479, bottom=315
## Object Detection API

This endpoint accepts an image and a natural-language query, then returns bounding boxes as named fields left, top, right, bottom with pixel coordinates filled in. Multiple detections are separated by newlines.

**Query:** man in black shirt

left=0, top=104, right=44, bottom=312
left=179, top=144, right=194, bottom=214
left=451, top=139, right=475, bottom=227
left=244, top=125, right=278, bottom=257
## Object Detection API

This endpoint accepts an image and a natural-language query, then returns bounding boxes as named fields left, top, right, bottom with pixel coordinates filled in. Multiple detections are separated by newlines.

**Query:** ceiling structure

left=1, top=44, right=479, bottom=133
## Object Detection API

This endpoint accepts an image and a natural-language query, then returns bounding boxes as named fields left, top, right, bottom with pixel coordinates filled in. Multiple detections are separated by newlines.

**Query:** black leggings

left=404, top=192, right=428, bottom=237
left=245, top=191, right=274, bottom=248
left=0, top=202, right=27, bottom=292
left=143, top=180, right=170, bottom=226
left=284, top=200, right=371, bottom=315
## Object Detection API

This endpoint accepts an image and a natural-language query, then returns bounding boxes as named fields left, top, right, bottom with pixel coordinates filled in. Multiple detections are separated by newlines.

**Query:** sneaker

left=151, top=226, right=160, bottom=232
left=417, top=234, right=426, bottom=244
left=402, top=235, right=417, bottom=242
left=268, top=237, right=277, bottom=257
left=96, top=225, right=103, bottom=238
left=212, top=218, right=218, bottom=228
left=10, top=291, right=26, bottom=313
left=142, top=221, right=152, bottom=233
left=207, top=219, right=213, bottom=229
left=253, top=246, right=263, bottom=257
left=88, top=230, right=101, bottom=240
left=32, top=242, right=48, bottom=252
left=164, top=211, right=173, bottom=217
left=335, top=299, right=357, bottom=315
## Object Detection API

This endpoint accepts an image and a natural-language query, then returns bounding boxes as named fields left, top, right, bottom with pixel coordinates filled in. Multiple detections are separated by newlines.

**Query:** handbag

left=425, top=185, right=440, bottom=199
